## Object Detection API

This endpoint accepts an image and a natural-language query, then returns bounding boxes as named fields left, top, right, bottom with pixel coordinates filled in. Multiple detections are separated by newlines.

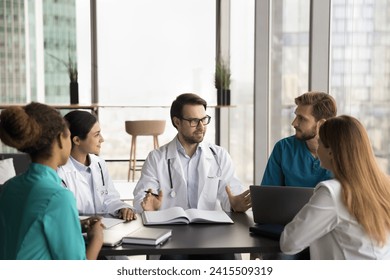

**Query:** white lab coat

left=57, top=154, right=132, bottom=215
left=280, top=179, right=390, bottom=259
left=133, top=136, right=243, bottom=213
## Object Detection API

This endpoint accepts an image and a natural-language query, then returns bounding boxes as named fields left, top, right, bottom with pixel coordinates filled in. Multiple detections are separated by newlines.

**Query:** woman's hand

left=85, top=219, right=104, bottom=260
left=119, top=208, right=137, bottom=221
left=80, top=216, right=102, bottom=233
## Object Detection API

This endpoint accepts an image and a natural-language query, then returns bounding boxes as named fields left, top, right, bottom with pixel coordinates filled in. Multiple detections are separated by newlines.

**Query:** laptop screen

left=249, top=185, right=313, bottom=225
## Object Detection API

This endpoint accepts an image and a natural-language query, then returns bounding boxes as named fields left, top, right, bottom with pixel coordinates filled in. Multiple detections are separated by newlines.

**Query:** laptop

left=249, top=185, right=314, bottom=239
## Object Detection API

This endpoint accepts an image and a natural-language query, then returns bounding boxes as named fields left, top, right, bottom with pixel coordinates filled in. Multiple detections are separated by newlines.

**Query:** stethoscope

left=97, top=162, right=107, bottom=196
left=97, top=162, right=105, bottom=187
left=167, top=146, right=222, bottom=198
left=61, top=160, right=107, bottom=214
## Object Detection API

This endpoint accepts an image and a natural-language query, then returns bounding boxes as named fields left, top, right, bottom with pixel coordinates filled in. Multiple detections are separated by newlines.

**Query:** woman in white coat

left=57, top=110, right=136, bottom=221
left=133, top=93, right=251, bottom=214
left=280, top=115, right=390, bottom=259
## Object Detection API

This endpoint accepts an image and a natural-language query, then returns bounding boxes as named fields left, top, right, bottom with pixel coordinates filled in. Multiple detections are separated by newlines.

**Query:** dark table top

left=98, top=211, right=280, bottom=257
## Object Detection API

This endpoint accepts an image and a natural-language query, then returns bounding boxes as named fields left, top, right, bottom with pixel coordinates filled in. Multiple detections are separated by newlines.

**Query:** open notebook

left=79, top=216, right=132, bottom=246
left=102, top=217, right=145, bottom=247
left=79, top=216, right=125, bottom=229
left=249, top=185, right=313, bottom=239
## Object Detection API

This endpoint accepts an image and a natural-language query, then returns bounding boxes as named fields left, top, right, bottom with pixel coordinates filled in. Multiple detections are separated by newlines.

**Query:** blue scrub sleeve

left=43, top=189, right=86, bottom=260
left=261, top=142, right=285, bottom=186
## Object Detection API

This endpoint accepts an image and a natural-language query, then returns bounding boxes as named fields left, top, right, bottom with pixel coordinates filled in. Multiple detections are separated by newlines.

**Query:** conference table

left=98, top=211, right=280, bottom=258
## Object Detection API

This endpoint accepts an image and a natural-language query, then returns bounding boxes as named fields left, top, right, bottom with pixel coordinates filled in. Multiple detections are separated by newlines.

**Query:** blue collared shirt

left=175, top=138, right=202, bottom=208
left=261, top=135, right=333, bottom=187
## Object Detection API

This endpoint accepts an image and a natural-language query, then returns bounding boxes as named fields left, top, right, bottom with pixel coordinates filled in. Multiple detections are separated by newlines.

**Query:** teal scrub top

left=261, top=136, right=333, bottom=188
left=0, top=163, right=86, bottom=259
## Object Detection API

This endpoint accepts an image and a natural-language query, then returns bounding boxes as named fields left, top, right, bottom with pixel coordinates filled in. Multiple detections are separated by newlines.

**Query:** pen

left=145, top=190, right=159, bottom=197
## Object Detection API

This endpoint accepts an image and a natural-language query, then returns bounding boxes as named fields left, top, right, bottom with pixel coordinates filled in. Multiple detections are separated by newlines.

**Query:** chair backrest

left=125, top=120, right=166, bottom=136
left=0, top=153, right=31, bottom=175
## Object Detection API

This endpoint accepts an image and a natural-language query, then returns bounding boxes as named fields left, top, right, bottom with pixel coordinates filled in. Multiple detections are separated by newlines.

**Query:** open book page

left=141, top=207, right=234, bottom=225
left=185, top=209, right=234, bottom=224
left=101, top=217, right=125, bottom=228
left=142, top=207, right=190, bottom=225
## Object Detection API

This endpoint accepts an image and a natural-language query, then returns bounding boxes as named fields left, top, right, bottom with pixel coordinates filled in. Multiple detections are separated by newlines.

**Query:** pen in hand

left=80, top=216, right=103, bottom=232
left=144, top=190, right=159, bottom=197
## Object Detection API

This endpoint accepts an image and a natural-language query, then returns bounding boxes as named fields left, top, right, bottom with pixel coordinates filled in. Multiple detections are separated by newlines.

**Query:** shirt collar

left=70, top=155, right=91, bottom=173
left=175, top=136, right=202, bottom=158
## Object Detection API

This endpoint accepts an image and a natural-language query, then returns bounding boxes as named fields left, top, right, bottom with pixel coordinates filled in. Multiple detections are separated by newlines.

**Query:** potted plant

left=214, top=58, right=231, bottom=106
left=47, top=53, right=79, bottom=104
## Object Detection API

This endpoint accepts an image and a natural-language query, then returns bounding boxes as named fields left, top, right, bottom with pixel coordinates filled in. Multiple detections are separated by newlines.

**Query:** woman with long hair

left=57, top=110, right=136, bottom=220
left=280, top=115, right=390, bottom=259
left=0, top=102, right=103, bottom=259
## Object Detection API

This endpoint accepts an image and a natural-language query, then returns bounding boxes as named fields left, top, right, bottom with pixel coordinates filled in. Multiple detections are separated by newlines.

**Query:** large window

left=269, top=0, right=310, bottom=149
left=4, top=1, right=389, bottom=184
left=96, top=0, right=216, bottom=179
left=230, top=0, right=255, bottom=186
left=0, top=0, right=85, bottom=104
left=330, top=0, right=390, bottom=173
left=255, top=0, right=312, bottom=183
left=75, top=0, right=91, bottom=104
left=1, top=1, right=256, bottom=185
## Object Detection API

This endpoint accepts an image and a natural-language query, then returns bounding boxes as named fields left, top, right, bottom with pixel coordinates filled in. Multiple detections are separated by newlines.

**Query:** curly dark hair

left=0, top=102, right=66, bottom=160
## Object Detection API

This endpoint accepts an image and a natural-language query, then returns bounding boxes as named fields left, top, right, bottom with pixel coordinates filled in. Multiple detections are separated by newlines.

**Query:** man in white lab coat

left=133, top=93, right=251, bottom=214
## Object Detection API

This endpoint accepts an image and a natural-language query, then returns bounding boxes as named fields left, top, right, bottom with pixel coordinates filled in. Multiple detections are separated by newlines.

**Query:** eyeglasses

left=181, top=115, right=211, bottom=127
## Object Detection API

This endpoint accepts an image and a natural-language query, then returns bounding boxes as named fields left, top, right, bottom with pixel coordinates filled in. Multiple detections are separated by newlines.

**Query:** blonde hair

left=319, top=115, right=390, bottom=246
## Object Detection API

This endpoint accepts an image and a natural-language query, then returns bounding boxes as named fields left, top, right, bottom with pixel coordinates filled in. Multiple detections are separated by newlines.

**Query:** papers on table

left=79, top=216, right=125, bottom=229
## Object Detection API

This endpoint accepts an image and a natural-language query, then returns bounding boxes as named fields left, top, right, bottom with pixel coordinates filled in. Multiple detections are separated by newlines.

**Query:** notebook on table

left=79, top=216, right=126, bottom=229
left=249, top=185, right=314, bottom=240
left=80, top=214, right=144, bottom=247
left=102, top=229, right=126, bottom=247
left=122, top=227, right=172, bottom=246
left=82, top=223, right=126, bottom=247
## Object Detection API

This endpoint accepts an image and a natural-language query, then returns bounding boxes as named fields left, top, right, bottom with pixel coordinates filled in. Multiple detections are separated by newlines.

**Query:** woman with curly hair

left=0, top=102, right=103, bottom=260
